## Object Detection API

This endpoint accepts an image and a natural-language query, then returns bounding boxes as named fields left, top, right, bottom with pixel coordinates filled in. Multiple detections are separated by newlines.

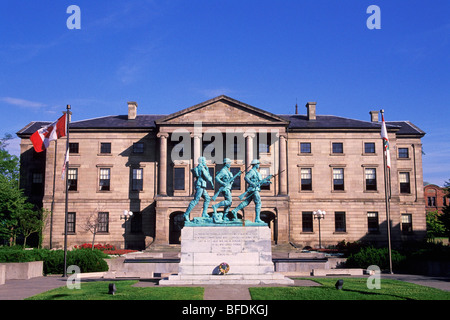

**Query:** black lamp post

left=313, top=210, right=326, bottom=249
left=121, top=210, right=133, bottom=249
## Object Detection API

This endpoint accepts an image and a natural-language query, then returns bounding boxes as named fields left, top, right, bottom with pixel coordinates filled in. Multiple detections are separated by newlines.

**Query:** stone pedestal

left=159, top=225, right=294, bottom=285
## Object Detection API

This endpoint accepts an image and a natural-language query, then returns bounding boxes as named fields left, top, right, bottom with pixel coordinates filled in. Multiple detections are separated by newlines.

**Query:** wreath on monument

left=218, top=262, right=230, bottom=275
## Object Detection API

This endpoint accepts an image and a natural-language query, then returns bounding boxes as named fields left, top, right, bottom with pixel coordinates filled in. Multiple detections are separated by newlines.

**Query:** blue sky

left=1, top=0, right=449, bottom=186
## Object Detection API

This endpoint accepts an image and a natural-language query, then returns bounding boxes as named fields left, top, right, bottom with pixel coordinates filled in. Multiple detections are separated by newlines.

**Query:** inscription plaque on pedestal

left=159, top=226, right=294, bottom=285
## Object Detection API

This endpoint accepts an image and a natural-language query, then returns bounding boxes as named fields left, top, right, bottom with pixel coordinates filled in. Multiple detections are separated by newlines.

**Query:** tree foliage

left=0, top=133, right=45, bottom=246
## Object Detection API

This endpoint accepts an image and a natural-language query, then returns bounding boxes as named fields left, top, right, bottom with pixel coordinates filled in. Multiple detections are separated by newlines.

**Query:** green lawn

left=249, top=278, right=450, bottom=300
left=26, top=280, right=204, bottom=300
left=26, top=278, right=450, bottom=300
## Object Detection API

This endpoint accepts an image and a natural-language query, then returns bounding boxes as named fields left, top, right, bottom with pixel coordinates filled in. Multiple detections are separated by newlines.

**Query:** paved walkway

left=0, top=274, right=448, bottom=300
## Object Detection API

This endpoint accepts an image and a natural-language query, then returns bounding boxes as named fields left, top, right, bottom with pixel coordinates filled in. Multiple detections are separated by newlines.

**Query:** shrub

left=346, top=246, right=406, bottom=271
left=0, top=247, right=109, bottom=275
left=336, top=240, right=368, bottom=257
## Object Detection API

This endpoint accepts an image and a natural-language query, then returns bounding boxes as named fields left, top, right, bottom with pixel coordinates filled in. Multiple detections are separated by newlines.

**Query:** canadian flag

left=30, top=114, right=67, bottom=153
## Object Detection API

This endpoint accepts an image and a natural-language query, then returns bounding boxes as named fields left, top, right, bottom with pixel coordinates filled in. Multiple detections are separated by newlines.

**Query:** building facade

left=17, top=96, right=427, bottom=250
left=424, top=184, right=448, bottom=215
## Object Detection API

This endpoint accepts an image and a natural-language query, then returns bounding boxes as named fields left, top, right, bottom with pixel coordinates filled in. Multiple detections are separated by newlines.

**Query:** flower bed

left=74, top=243, right=116, bottom=251
left=103, top=249, right=138, bottom=256
left=73, top=244, right=138, bottom=256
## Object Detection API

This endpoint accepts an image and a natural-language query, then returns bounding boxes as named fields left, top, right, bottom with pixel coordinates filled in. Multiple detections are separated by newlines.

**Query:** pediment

left=155, top=96, right=289, bottom=125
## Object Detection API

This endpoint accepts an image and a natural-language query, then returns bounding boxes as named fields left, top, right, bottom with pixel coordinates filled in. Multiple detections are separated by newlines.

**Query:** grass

left=249, top=278, right=450, bottom=300
left=26, top=280, right=204, bottom=300
left=25, top=278, right=450, bottom=301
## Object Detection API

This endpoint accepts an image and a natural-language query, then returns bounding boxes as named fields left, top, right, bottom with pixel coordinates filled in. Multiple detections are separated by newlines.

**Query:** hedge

left=345, top=246, right=406, bottom=271
left=0, top=247, right=109, bottom=275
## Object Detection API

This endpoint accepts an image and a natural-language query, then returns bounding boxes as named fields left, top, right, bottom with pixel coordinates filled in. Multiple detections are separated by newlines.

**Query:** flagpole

left=63, top=105, right=71, bottom=277
left=50, top=140, right=58, bottom=249
left=381, top=109, right=393, bottom=274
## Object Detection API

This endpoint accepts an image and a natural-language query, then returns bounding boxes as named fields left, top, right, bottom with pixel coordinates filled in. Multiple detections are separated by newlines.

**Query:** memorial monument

left=159, top=158, right=294, bottom=285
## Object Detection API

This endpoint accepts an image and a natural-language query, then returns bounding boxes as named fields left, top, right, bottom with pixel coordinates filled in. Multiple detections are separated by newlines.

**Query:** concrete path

left=0, top=274, right=448, bottom=300
left=0, top=275, right=67, bottom=300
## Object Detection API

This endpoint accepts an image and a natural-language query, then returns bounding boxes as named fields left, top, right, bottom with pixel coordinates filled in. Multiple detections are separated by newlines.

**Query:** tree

left=18, top=207, right=50, bottom=248
left=439, top=179, right=450, bottom=237
left=426, top=210, right=446, bottom=239
left=0, top=133, right=19, bottom=185
left=0, top=133, right=46, bottom=247
left=83, top=207, right=105, bottom=250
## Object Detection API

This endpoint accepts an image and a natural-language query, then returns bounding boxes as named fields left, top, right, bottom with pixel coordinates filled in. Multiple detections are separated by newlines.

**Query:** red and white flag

left=380, top=112, right=391, bottom=169
left=30, top=114, right=67, bottom=153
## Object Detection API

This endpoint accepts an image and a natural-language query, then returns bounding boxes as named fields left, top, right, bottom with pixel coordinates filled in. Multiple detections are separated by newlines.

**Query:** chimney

left=369, top=110, right=379, bottom=122
left=295, top=103, right=298, bottom=115
left=305, top=102, right=316, bottom=120
left=128, top=101, right=137, bottom=120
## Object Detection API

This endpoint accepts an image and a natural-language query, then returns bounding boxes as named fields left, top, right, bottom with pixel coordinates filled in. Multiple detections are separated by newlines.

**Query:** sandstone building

left=424, top=184, right=448, bottom=215
left=17, top=96, right=426, bottom=250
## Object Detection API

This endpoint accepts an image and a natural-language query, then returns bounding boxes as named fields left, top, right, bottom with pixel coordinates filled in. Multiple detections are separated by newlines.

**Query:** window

left=203, top=143, right=216, bottom=158
left=130, top=212, right=142, bottom=233
left=364, top=142, right=375, bottom=154
left=365, top=168, right=377, bottom=191
left=31, top=172, right=43, bottom=195
left=335, top=212, right=346, bottom=232
left=300, top=142, right=311, bottom=154
left=333, top=168, right=344, bottom=191
left=401, top=214, right=413, bottom=234
left=367, top=212, right=379, bottom=233
left=32, top=172, right=43, bottom=184
left=133, top=142, right=144, bottom=154
left=259, top=142, right=270, bottom=154
left=99, top=168, right=111, bottom=191
left=132, top=168, right=143, bottom=191
left=399, top=172, right=411, bottom=193
left=301, top=168, right=312, bottom=191
left=173, top=143, right=185, bottom=159
left=332, top=142, right=343, bottom=154
left=398, top=148, right=409, bottom=158
left=302, top=212, right=313, bottom=232
left=68, top=168, right=78, bottom=191
left=100, top=142, right=111, bottom=154
left=427, top=197, right=436, bottom=207
left=259, top=167, right=271, bottom=190
left=173, top=167, right=185, bottom=190
left=230, top=167, right=242, bottom=190
left=67, top=212, right=76, bottom=233
left=98, top=212, right=109, bottom=233
left=69, top=143, right=79, bottom=154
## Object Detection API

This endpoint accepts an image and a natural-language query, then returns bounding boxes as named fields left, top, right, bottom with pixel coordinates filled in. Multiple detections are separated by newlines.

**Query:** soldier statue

left=183, top=156, right=214, bottom=222
left=231, top=159, right=269, bottom=223
left=212, top=158, right=242, bottom=222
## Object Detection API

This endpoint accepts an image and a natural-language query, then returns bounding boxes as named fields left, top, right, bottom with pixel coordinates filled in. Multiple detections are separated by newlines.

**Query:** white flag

left=380, top=113, right=391, bottom=169
left=61, top=148, right=69, bottom=180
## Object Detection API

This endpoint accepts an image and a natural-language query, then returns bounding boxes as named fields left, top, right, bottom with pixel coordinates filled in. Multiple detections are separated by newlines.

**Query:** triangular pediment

left=155, top=96, right=289, bottom=125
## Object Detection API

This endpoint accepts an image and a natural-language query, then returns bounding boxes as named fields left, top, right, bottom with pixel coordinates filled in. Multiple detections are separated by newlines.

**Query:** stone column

left=192, top=133, right=202, bottom=165
left=244, top=132, right=255, bottom=168
left=157, top=132, right=169, bottom=196
left=279, top=133, right=287, bottom=195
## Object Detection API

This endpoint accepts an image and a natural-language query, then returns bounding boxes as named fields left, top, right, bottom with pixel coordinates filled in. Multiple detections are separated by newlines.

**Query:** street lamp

left=121, top=210, right=133, bottom=249
left=313, top=210, right=326, bottom=249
